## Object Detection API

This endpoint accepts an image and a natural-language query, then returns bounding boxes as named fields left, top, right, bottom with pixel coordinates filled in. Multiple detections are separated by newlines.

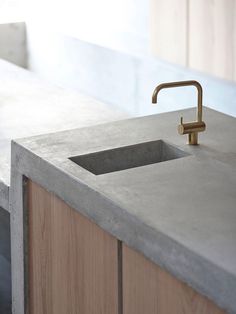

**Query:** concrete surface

left=0, top=58, right=128, bottom=210
left=11, top=107, right=236, bottom=314
left=70, top=140, right=189, bottom=175
left=0, top=22, right=26, bottom=68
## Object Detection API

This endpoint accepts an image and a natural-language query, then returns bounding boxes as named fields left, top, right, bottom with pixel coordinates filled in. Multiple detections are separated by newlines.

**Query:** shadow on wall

left=0, top=208, right=11, bottom=314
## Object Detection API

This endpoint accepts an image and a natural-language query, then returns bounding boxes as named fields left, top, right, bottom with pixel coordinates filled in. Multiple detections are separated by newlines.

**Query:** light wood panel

left=28, top=180, right=119, bottom=314
left=150, top=0, right=188, bottom=66
left=189, top=0, right=235, bottom=81
left=150, top=0, right=236, bottom=82
left=122, top=244, right=226, bottom=314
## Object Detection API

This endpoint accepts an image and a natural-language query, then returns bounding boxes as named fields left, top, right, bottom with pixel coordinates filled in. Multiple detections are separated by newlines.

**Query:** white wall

left=26, top=0, right=149, bottom=56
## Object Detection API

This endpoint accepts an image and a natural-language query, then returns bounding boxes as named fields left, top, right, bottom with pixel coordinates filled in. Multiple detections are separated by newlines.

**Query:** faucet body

left=152, top=80, right=206, bottom=145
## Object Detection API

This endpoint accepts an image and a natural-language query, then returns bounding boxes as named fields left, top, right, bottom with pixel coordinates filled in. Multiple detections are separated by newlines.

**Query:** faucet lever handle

left=180, top=116, right=183, bottom=125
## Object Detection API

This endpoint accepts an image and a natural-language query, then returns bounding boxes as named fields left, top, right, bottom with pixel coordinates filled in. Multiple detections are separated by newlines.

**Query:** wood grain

left=122, top=244, right=226, bottom=314
left=28, top=180, right=119, bottom=314
left=189, top=0, right=235, bottom=81
left=150, top=0, right=187, bottom=66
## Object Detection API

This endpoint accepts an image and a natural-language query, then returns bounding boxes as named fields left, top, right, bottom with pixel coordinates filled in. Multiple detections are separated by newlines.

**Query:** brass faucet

left=152, top=80, right=206, bottom=145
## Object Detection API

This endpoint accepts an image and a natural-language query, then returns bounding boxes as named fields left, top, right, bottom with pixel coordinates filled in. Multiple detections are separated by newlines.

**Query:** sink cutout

left=69, top=140, right=190, bottom=175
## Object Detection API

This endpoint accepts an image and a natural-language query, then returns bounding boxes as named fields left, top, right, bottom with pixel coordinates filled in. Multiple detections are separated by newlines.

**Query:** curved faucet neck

left=152, top=80, right=203, bottom=122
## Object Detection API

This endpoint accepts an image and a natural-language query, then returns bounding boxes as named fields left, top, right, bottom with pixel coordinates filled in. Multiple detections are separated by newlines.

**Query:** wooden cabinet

left=150, top=0, right=187, bottom=66
left=27, top=180, right=226, bottom=314
left=122, top=244, right=226, bottom=314
left=28, top=180, right=119, bottom=314
left=189, top=0, right=235, bottom=81
left=150, top=0, right=236, bottom=82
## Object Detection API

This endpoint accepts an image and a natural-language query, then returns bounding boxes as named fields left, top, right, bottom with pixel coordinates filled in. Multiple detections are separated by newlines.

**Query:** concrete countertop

left=0, top=59, right=128, bottom=210
left=12, top=107, right=236, bottom=313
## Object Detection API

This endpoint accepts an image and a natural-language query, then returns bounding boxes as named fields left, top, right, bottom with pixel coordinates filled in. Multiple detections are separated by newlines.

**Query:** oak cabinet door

left=122, top=244, right=225, bottom=314
left=28, top=180, right=119, bottom=314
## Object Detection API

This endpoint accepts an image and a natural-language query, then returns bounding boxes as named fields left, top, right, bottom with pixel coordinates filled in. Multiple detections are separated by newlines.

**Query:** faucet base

left=188, top=132, right=198, bottom=145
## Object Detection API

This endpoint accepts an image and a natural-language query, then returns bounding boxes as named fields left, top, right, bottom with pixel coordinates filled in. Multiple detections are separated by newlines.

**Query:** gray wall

left=0, top=207, right=11, bottom=314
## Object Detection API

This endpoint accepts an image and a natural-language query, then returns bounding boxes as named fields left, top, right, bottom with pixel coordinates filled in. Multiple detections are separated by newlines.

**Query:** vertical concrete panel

left=0, top=22, right=27, bottom=68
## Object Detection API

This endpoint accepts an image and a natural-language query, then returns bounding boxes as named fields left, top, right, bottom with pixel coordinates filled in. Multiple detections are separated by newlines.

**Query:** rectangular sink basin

left=69, top=140, right=189, bottom=175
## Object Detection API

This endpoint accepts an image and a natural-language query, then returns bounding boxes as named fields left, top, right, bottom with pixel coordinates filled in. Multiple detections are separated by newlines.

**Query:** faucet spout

left=152, top=80, right=206, bottom=145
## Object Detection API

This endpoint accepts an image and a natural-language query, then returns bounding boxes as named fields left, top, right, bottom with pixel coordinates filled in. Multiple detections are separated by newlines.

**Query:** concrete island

left=11, top=107, right=236, bottom=314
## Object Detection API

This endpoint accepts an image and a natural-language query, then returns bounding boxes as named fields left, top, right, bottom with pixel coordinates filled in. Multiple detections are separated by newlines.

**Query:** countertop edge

left=10, top=140, right=236, bottom=314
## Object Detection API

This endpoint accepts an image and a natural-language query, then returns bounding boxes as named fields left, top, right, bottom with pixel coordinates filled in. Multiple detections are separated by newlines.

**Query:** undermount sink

left=69, top=140, right=190, bottom=175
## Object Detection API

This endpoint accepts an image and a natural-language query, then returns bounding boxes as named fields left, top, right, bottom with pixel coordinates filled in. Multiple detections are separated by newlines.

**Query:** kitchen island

left=11, top=107, right=236, bottom=314
left=0, top=58, right=127, bottom=314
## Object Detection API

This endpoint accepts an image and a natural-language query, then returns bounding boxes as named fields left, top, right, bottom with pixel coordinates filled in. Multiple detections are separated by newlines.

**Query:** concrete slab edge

left=10, top=140, right=236, bottom=314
